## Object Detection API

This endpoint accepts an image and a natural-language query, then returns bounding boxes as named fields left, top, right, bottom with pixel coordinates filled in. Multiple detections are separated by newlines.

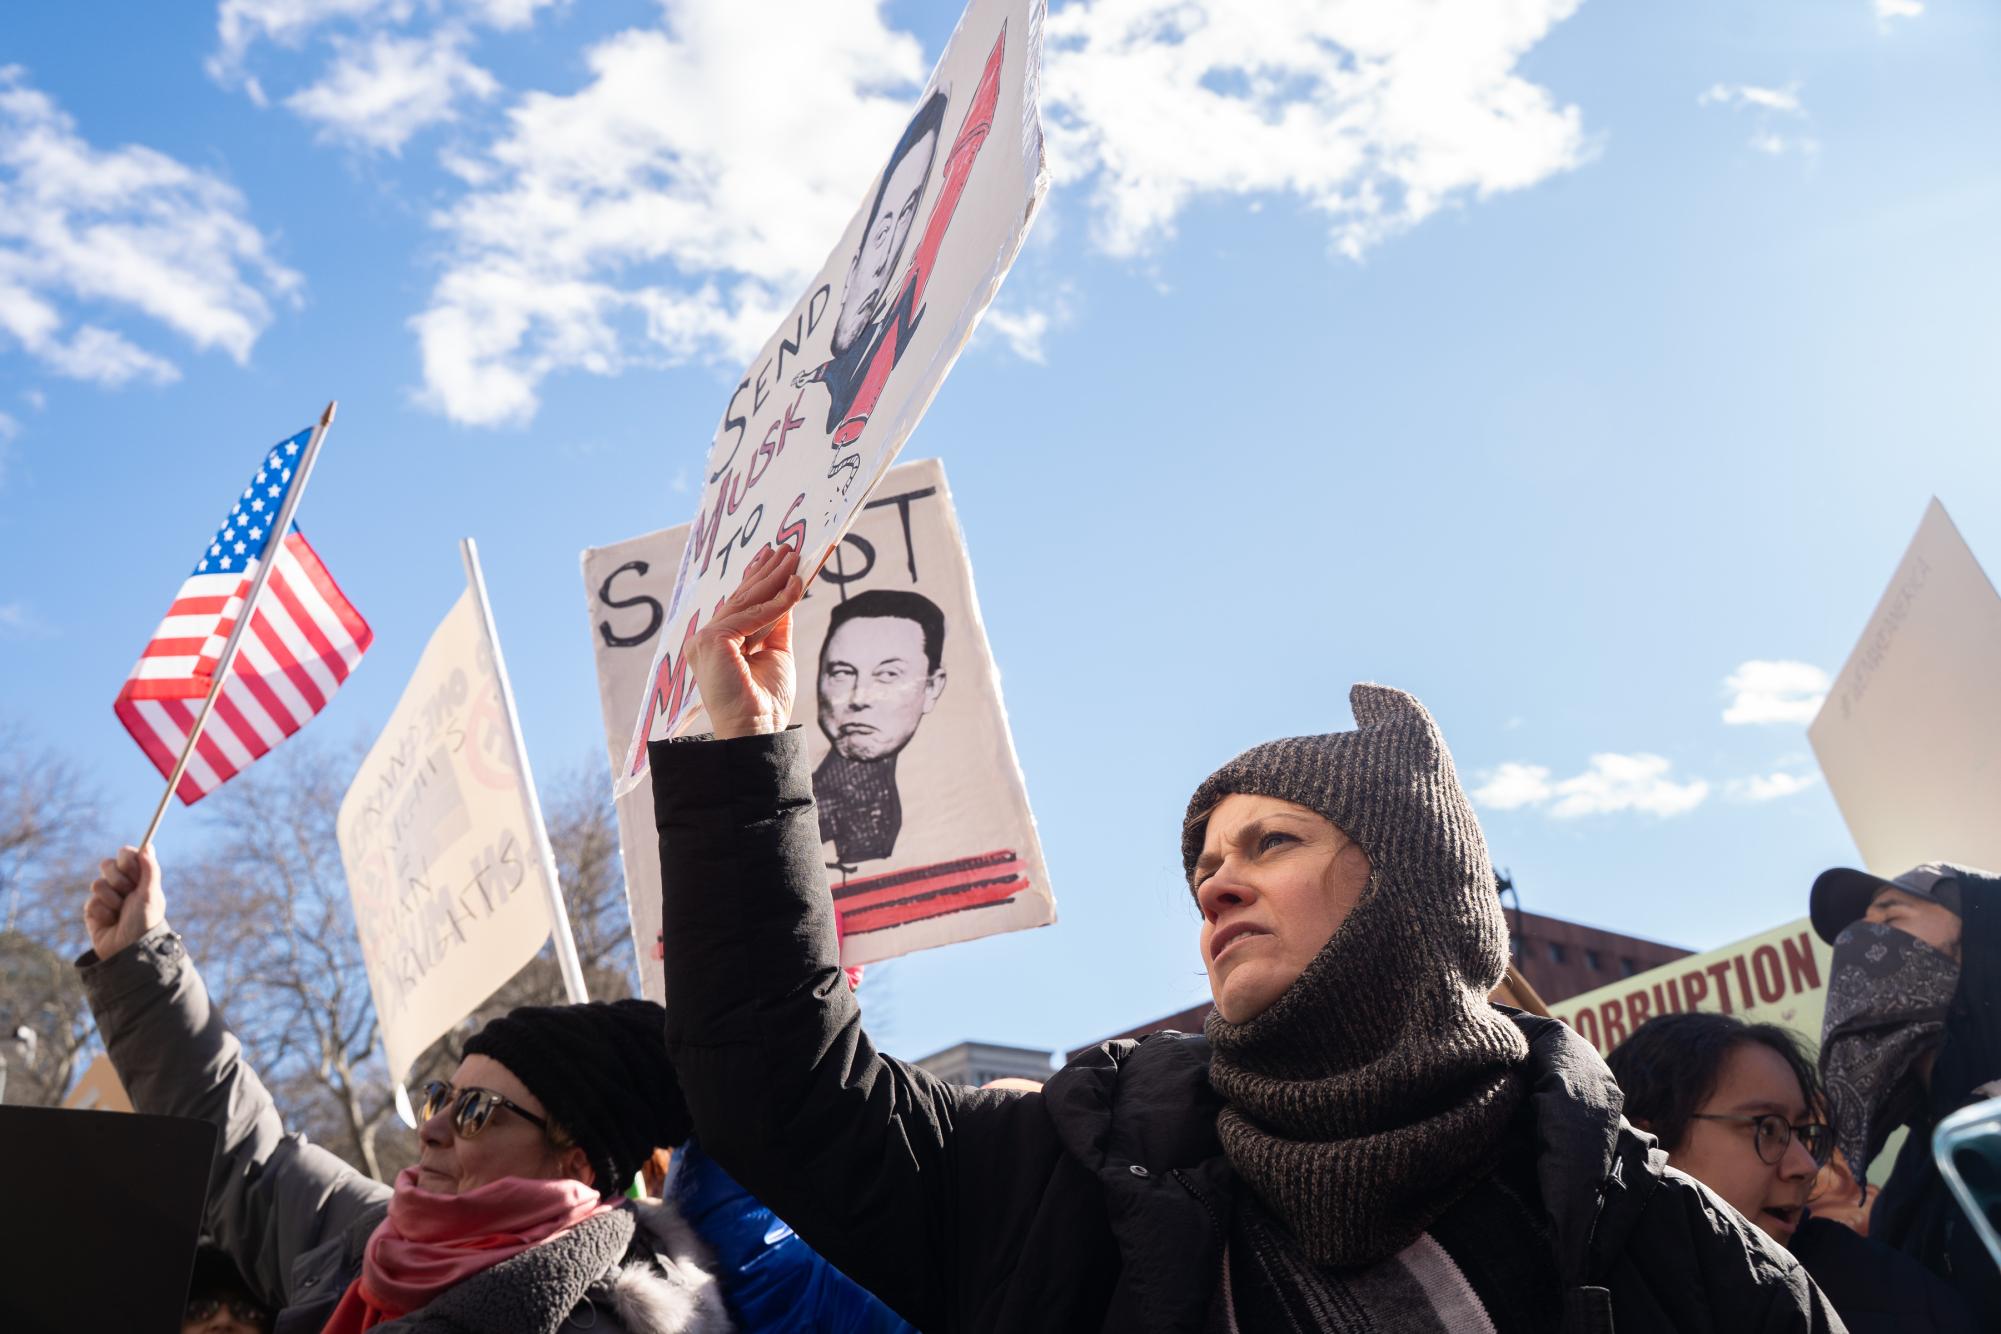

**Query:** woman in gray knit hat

left=650, top=544, right=1847, bottom=1333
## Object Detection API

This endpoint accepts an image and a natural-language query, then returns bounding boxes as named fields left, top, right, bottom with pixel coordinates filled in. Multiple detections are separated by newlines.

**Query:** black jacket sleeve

left=650, top=729, right=1066, bottom=1332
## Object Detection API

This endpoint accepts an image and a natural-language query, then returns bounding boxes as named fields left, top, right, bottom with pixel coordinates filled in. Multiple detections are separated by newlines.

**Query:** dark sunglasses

left=420, top=1079, right=550, bottom=1139
left=1689, top=1112, right=1833, bottom=1169
left=184, top=1294, right=271, bottom=1330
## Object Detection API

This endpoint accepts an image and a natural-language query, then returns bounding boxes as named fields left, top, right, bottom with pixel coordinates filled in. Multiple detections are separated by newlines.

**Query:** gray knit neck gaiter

left=1188, top=685, right=1530, bottom=1270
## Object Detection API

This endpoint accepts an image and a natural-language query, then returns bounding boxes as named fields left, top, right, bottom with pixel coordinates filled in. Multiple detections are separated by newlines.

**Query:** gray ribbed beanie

left=1188, top=683, right=1529, bottom=1268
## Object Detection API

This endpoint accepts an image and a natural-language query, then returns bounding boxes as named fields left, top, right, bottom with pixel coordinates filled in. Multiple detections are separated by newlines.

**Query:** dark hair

left=824, top=589, right=945, bottom=672
left=1605, top=1011, right=1823, bottom=1153
left=866, top=91, right=948, bottom=233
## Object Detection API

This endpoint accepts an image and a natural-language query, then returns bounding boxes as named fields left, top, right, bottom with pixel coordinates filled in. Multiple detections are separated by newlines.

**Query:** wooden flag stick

left=138, top=400, right=338, bottom=852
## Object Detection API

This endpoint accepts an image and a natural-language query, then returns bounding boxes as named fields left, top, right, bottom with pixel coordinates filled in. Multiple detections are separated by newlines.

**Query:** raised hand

left=85, top=844, right=165, bottom=961
left=690, top=543, right=806, bottom=740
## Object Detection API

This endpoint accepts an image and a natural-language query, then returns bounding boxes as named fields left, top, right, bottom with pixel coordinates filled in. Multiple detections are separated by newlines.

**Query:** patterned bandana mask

left=1820, top=920, right=1960, bottom=1188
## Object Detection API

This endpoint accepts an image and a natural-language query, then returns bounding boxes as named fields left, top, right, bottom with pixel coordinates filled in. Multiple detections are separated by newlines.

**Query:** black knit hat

left=463, top=998, right=689, bottom=1198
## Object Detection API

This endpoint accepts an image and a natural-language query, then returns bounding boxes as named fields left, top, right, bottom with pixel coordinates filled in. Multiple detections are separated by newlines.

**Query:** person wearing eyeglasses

left=1609, top=1011, right=1976, bottom=1334
left=77, top=844, right=736, bottom=1334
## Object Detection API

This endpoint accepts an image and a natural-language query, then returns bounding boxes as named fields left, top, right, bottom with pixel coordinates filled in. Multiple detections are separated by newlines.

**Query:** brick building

left=1504, top=908, right=1691, bottom=1006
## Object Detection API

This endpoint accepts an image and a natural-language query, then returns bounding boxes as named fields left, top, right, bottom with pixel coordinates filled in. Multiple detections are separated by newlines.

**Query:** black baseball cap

left=1810, top=862, right=1973, bottom=945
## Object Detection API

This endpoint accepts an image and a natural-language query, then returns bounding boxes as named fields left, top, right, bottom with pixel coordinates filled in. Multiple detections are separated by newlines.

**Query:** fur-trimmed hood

left=603, top=1198, right=735, bottom=1334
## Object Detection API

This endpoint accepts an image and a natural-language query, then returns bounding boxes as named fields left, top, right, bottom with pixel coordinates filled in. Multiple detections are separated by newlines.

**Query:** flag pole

left=459, top=537, right=589, bottom=1005
left=138, top=401, right=338, bottom=852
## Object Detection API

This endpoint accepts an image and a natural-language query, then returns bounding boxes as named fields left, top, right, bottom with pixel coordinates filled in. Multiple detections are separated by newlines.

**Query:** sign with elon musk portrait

left=583, top=458, right=1055, bottom=1001
left=614, top=0, right=1048, bottom=799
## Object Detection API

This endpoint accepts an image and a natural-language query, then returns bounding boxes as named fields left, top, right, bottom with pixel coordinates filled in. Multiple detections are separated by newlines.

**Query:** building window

left=1585, top=949, right=1602, bottom=971
left=1620, top=957, right=1638, bottom=977
left=1548, top=942, right=1566, bottom=965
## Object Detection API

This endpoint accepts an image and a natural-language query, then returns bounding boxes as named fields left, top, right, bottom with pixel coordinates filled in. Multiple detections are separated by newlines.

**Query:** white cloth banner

left=1809, top=498, right=2001, bottom=876
left=584, top=458, right=1054, bottom=1001
left=338, top=590, right=554, bottom=1082
left=614, top=0, right=1047, bottom=796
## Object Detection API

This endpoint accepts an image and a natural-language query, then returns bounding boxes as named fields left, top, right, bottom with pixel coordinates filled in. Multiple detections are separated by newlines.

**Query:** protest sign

left=614, top=0, right=1047, bottom=795
left=1552, top=918, right=1917, bottom=1179
left=338, top=590, right=556, bottom=1082
left=61, top=1052, right=133, bottom=1113
left=584, top=457, right=1054, bottom=1001
left=1552, top=918, right=1831, bottom=1056
left=1809, top=498, right=2001, bottom=877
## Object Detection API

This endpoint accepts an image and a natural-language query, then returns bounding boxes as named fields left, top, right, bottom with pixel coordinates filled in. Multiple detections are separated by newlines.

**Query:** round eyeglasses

left=1689, top=1112, right=1832, bottom=1169
left=419, top=1079, right=550, bottom=1139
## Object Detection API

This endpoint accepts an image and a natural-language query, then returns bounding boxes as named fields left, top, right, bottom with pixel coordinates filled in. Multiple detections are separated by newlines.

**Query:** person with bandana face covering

left=1813, top=862, right=2001, bottom=1321
left=644, top=545, right=1846, bottom=1334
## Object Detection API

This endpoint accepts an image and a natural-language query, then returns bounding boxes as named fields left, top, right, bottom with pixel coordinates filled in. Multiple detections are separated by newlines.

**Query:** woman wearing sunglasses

left=1609, top=1011, right=1976, bottom=1334
left=79, top=844, right=735, bottom=1334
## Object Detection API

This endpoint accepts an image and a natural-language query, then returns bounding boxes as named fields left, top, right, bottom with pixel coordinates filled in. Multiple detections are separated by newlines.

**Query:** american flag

left=115, top=428, right=372, bottom=804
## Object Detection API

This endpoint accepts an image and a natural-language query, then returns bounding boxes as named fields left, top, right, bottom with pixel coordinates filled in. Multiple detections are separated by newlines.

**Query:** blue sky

left=4, top=0, right=1998, bottom=1065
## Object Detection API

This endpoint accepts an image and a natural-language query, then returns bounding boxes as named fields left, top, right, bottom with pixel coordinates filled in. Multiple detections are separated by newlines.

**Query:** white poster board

left=585, top=458, right=1054, bottom=1001
left=615, top=0, right=1047, bottom=793
left=1809, top=499, right=2001, bottom=876
left=338, top=591, right=554, bottom=1081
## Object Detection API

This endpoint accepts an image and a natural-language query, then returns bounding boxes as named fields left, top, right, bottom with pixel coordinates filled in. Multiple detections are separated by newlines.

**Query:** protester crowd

left=71, top=543, right=1997, bottom=1332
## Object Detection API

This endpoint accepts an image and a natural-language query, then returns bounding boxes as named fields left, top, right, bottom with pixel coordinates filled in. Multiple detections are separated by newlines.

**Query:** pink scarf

left=321, top=1168, right=609, bottom=1333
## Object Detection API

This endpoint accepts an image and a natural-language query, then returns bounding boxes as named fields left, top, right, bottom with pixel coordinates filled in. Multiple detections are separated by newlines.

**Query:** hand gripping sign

left=614, top=0, right=1047, bottom=798
left=585, top=458, right=1055, bottom=1002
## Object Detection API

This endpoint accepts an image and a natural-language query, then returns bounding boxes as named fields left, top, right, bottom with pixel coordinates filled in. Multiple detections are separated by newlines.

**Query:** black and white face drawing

left=828, top=96, right=946, bottom=360
left=813, top=589, right=947, bottom=865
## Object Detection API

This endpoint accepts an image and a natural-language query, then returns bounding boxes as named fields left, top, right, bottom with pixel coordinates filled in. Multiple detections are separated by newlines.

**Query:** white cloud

left=1698, top=82, right=1818, bottom=158
left=1043, top=0, right=1591, bottom=260
left=286, top=29, right=499, bottom=152
left=979, top=304, right=1053, bottom=364
left=0, top=410, right=16, bottom=489
left=1875, top=0, right=1923, bottom=20
left=1698, top=83, right=1802, bottom=115
left=1549, top=753, right=1710, bottom=818
left=1471, top=761, right=1553, bottom=810
left=1474, top=753, right=1709, bottom=818
left=1723, top=659, right=1829, bottom=725
left=212, top=0, right=561, bottom=115
left=413, top=0, right=927, bottom=425
left=1728, top=770, right=1820, bottom=802
left=0, top=66, right=299, bottom=386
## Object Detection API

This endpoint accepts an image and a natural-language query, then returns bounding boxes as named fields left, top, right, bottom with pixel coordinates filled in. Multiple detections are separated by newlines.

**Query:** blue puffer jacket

left=668, top=1140, right=916, bottom=1334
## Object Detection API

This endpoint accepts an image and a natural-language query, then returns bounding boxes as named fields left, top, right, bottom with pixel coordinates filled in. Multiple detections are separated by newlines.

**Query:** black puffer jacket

left=1868, top=872, right=2001, bottom=1321
left=1789, top=1215, right=1979, bottom=1333
left=650, top=729, right=1845, bottom=1333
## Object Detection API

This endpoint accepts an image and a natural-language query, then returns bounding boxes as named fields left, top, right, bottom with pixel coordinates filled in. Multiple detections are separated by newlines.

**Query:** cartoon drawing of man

left=813, top=589, right=947, bottom=866
left=795, top=30, right=1008, bottom=478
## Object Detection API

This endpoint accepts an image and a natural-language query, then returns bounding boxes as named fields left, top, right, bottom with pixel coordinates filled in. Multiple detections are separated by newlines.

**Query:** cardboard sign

left=338, top=591, right=553, bottom=1082
left=1809, top=499, right=2001, bottom=877
left=615, top=0, right=1048, bottom=794
left=60, top=1052, right=133, bottom=1114
left=1552, top=918, right=1831, bottom=1056
left=584, top=458, right=1054, bottom=1001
